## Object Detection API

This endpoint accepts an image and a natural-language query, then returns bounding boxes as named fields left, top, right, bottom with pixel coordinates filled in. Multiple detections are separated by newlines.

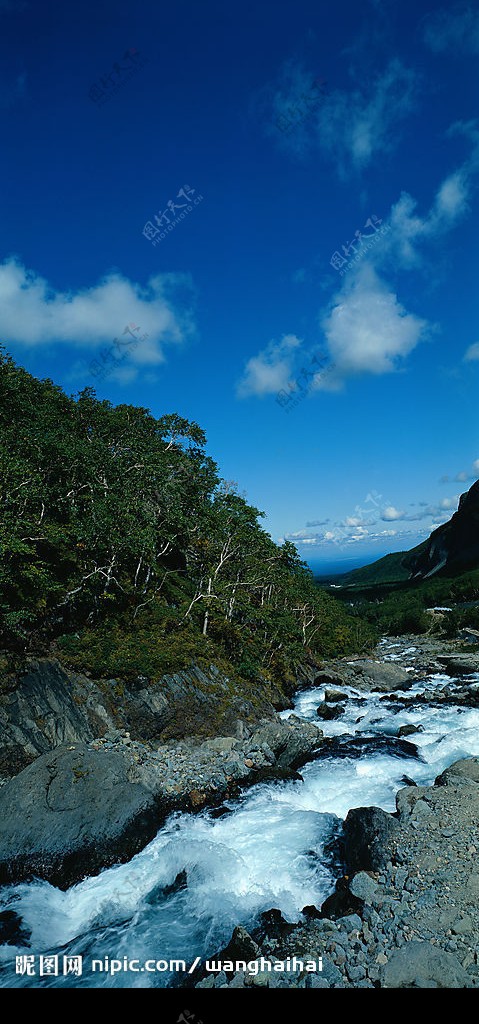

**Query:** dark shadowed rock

left=302, top=904, right=322, bottom=919
left=404, top=478, right=479, bottom=580
left=219, top=925, right=261, bottom=962
left=316, top=703, right=345, bottom=721
left=397, top=723, right=424, bottom=737
left=320, top=876, right=363, bottom=919
left=0, top=910, right=31, bottom=947
left=256, top=909, right=297, bottom=943
left=343, top=806, right=399, bottom=871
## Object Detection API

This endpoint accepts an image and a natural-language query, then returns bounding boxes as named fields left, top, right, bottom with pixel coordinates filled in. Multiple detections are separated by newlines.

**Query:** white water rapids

left=2, top=639, right=479, bottom=988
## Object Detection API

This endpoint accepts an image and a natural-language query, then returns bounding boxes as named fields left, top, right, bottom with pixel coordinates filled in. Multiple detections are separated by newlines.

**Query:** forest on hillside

left=0, top=350, right=376, bottom=690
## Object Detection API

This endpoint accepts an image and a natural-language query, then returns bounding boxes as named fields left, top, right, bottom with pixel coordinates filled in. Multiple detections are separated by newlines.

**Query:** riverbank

left=192, top=636, right=479, bottom=990
left=195, top=757, right=479, bottom=989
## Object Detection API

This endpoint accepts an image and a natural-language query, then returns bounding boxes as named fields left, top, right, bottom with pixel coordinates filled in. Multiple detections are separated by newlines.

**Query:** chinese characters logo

left=142, top=186, right=204, bottom=246
left=330, top=215, right=391, bottom=276
left=89, top=48, right=149, bottom=107
left=89, top=322, right=149, bottom=382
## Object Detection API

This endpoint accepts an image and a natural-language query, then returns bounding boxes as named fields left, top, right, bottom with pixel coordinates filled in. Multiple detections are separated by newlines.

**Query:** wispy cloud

left=268, top=58, right=418, bottom=177
left=287, top=489, right=462, bottom=553
left=464, top=342, right=479, bottom=361
left=0, top=258, right=194, bottom=374
left=439, top=460, right=479, bottom=484
left=236, top=333, right=302, bottom=398
left=423, top=4, right=479, bottom=55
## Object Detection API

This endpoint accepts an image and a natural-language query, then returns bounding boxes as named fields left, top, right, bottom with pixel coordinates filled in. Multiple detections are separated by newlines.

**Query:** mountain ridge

left=328, top=480, right=479, bottom=587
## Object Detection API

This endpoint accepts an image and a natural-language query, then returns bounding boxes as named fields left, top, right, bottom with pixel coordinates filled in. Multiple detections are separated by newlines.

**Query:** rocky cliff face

left=405, top=479, right=479, bottom=579
left=0, top=657, right=294, bottom=784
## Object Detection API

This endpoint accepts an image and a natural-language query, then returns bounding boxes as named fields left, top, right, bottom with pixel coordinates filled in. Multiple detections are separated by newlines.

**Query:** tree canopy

left=0, top=350, right=375, bottom=687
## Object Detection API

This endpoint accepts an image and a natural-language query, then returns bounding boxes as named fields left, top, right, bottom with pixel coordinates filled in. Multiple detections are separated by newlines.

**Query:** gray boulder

left=324, top=689, right=348, bottom=703
left=249, top=716, right=322, bottom=770
left=0, top=743, right=177, bottom=889
left=435, top=757, right=479, bottom=787
left=383, top=940, right=471, bottom=988
left=346, top=660, right=413, bottom=693
left=396, top=785, right=430, bottom=822
left=349, top=871, right=379, bottom=904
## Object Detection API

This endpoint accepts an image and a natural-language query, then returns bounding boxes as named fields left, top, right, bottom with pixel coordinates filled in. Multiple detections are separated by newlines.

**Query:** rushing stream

left=2, top=639, right=479, bottom=988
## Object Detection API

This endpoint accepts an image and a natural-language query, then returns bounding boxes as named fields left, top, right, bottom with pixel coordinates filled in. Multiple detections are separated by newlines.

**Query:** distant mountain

left=331, top=480, right=479, bottom=587
left=405, top=479, right=479, bottom=579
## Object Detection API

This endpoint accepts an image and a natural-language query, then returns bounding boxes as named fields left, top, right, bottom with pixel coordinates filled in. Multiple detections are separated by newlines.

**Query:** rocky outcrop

left=405, top=478, right=479, bottom=579
left=0, top=657, right=299, bottom=785
left=0, top=715, right=323, bottom=888
left=0, top=660, right=95, bottom=779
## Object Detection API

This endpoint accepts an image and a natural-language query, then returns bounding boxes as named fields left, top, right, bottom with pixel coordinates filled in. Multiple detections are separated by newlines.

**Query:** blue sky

left=1, top=0, right=478, bottom=570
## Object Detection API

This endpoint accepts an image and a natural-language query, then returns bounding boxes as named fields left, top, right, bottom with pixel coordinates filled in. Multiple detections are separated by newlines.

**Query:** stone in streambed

left=324, top=689, right=348, bottom=703
left=346, top=661, right=413, bottom=693
left=397, top=723, right=424, bottom=737
left=343, top=806, right=399, bottom=872
left=249, top=716, right=323, bottom=769
left=317, top=703, right=345, bottom=721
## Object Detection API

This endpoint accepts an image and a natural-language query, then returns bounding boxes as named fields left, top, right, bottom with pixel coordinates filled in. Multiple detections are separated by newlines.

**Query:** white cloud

left=474, top=459, right=479, bottom=472
left=381, top=506, right=405, bottom=521
left=318, top=264, right=428, bottom=386
left=423, top=4, right=479, bottom=55
left=236, top=333, right=302, bottom=398
left=305, top=518, right=329, bottom=527
left=464, top=342, right=479, bottom=361
left=0, top=259, right=193, bottom=374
